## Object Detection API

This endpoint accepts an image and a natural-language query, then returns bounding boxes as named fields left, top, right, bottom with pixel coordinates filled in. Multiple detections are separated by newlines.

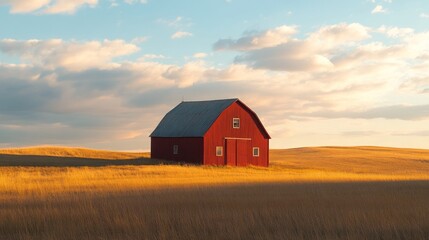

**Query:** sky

left=1, top=0, right=429, bottom=151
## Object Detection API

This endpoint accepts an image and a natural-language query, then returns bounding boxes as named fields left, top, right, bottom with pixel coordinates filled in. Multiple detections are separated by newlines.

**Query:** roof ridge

left=182, top=98, right=238, bottom=103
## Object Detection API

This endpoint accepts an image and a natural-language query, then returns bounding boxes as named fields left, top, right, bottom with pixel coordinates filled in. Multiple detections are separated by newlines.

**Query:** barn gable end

left=203, top=101, right=270, bottom=166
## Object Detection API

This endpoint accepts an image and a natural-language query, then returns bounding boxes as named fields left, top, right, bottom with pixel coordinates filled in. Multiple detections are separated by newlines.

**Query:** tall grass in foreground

left=1, top=182, right=428, bottom=240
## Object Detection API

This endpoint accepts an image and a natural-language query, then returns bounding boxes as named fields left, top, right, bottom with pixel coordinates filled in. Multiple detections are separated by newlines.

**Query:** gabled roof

left=150, top=98, right=270, bottom=138
left=150, top=99, right=237, bottom=137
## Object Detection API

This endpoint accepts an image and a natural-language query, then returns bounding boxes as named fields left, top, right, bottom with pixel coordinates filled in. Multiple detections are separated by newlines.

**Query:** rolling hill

left=0, top=146, right=149, bottom=159
left=0, top=146, right=154, bottom=166
left=1, top=145, right=428, bottom=176
left=270, top=146, right=429, bottom=175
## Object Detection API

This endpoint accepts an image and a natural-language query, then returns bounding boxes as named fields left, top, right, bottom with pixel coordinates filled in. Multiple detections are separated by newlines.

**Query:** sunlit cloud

left=0, top=39, right=139, bottom=71
left=214, top=25, right=297, bottom=51
left=217, top=23, right=369, bottom=72
left=140, top=54, right=166, bottom=60
left=377, top=26, right=414, bottom=38
left=304, top=104, right=429, bottom=120
left=193, top=52, right=207, bottom=58
left=371, top=5, right=386, bottom=14
left=0, top=0, right=150, bottom=14
left=0, top=0, right=98, bottom=14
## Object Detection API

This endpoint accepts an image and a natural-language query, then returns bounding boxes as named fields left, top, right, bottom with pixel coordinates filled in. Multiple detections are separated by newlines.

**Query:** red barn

left=150, top=98, right=270, bottom=167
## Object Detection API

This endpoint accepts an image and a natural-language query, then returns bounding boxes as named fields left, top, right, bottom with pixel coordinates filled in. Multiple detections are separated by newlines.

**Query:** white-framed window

left=253, top=147, right=260, bottom=157
left=233, top=118, right=240, bottom=129
left=216, top=146, right=223, bottom=156
left=173, top=145, right=179, bottom=155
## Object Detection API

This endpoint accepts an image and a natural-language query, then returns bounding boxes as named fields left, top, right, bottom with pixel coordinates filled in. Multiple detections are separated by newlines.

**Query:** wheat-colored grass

left=1, top=182, right=428, bottom=240
left=1, top=146, right=429, bottom=239
left=1, top=146, right=428, bottom=198
left=0, top=146, right=149, bottom=159
left=271, top=146, right=429, bottom=175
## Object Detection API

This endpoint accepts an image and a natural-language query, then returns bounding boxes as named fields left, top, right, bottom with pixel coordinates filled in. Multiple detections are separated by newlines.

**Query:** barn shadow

left=0, top=154, right=176, bottom=167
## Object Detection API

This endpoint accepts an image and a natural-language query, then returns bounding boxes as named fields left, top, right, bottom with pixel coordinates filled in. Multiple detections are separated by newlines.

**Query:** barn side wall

left=204, top=102, right=269, bottom=167
left=151, top=137, right=203, bottom=164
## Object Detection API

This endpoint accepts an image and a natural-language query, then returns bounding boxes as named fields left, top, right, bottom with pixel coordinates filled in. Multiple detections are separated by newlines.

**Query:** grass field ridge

left=0, top=145, right=149, bottom=159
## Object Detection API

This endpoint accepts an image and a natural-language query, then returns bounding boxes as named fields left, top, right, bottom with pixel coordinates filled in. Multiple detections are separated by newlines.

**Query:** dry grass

left=0, top=146, right=149, bottom=159
left=271, top=146, right=429, bottom=175
left=1, top=182, right=428, bottom=240
left=1, top=146, right=429, bottom=239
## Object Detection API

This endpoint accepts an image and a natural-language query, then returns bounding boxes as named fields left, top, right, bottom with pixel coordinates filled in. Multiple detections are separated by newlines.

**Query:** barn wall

left=151, top=137, right=203, bottom=164
left=204, top=102, right=269, bottom=167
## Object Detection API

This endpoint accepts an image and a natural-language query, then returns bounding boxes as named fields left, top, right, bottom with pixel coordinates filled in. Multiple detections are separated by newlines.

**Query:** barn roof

left=150, top=98, right=238, bottom=137
left=150, top=98, right=270, bottom=138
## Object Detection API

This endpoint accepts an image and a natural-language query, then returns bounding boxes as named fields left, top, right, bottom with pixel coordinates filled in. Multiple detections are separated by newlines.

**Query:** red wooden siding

left=204, top=101, right=269, bottom=167
left=151, top=137, right=203, bottom=164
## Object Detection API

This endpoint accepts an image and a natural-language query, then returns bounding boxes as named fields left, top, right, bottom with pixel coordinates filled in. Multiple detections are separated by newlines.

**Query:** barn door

left=226, top=139, right=236, bottom=166
left=225, top=139, right=251, bottom=166
left=236, top=140, right=250, bottom=166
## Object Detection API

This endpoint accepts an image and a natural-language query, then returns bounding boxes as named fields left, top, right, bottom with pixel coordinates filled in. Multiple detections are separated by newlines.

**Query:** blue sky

left=1, top=0, right=429, bottom=150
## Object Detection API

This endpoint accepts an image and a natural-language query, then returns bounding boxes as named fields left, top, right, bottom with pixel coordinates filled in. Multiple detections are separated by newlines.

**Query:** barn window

left=216, top=146, right=223, bottom=156
left=253, top=147, right=259, bottom=157
left=233, top=118, right=240, bottom=128
left=173, top=145, right=179, bottom=155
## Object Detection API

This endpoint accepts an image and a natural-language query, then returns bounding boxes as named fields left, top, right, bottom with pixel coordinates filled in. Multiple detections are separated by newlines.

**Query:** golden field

left=1, top=146, right=429, bottom=239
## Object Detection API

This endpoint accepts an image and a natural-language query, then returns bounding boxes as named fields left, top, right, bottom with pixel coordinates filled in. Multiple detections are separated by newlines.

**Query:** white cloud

left=140, top=54, right=165, bottom=60
left=308, top=23, right=370, bottom=49
left=193, top=52, right=207, bottom=58
left=164, top=16, right=183, bottom=27
left=369, top=0, right=392, bottom=3
left=163, top=61, right=206, bottom=87
left=234, top=46, right=334, bottom=72
left=124, top=0, right=147, bottom=4
left=131, top=37, right=148, bottom=44
left=214, top=25, right=297, bottom=51
left=420, top=13, right=429, bottom=19
left=0, top=0, right=50, bottom=13
left=305, top=104, right=429, bottom=120
left=401, top=76, right=429, bottom=94
left=171, top=31, right=193, bottom=39
left=110, top=1, right=118, bottom=7
left=0, top=0, right=98, bottom=14
left=0, top=39, right=139, bottom=71
left=377, top=26, right=414, bottom=38
left=0, top=0, right=149, bottom=13
left=217, top=23, right=369, bottom=72
left=44, top=0, right=97, bottom=14
left=158, top=16, right=193, bottom=29
left=372, top=5, right=386, bottom=14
